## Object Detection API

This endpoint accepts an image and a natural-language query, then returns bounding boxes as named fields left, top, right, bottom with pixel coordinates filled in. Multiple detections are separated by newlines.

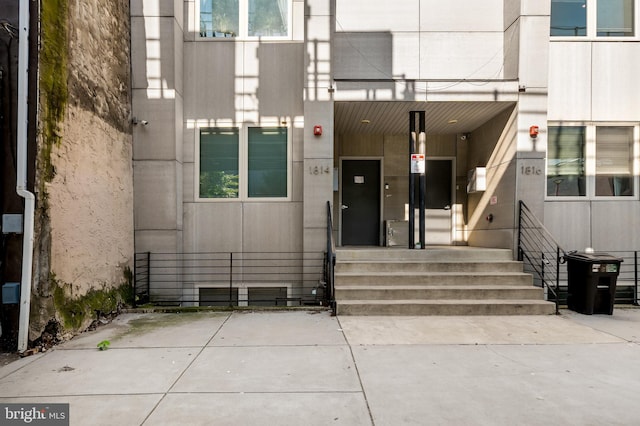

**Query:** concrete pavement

left=1, top=308, right=639, bottom=425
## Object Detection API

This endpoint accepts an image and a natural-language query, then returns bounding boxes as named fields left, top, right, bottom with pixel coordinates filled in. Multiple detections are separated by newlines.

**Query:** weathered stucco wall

left=30, top=0, right=133, bottom=339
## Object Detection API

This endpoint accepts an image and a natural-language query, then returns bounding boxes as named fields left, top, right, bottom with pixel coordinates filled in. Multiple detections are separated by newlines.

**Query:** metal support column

left=409, top=113, right=416, bottom=248
left=409, top=111, right=426, bottom=249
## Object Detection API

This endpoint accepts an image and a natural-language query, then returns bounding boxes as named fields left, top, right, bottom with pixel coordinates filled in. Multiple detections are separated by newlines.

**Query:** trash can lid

left=564, top=252, right=623, bottom=263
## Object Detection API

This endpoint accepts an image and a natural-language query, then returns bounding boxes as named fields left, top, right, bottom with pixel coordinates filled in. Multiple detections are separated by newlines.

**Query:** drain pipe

left=16, top=0, right=35, bottom=353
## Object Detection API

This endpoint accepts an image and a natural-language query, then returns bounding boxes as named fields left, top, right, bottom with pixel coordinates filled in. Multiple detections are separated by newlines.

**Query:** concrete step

left=332, top=246, right=552, bottom=316
left=335, top=285, right=545, bottom=301
left=336, top=300, right=557, bottom=316
left=334, top=272, right=533, bottom=286
left=335, top=261, right=524, bottom=273
left=336, top=247, right=514, bottom=262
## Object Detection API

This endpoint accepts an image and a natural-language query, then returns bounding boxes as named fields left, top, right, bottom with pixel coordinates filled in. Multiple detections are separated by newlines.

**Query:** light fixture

left=447, top=119, right=458, bottom=124
left=361, top=119, right=370, bottom=124
left=132, top=117, right=148, bottom=126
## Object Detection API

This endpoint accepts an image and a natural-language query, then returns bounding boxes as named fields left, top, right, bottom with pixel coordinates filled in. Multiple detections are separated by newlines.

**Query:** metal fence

left=134, top=251, right=328, bottom=308
left=551, top=251, right=639, bottom=306
left=518, top=201, right=639, bottom=307
left=518, top=201, right=565, bottom=313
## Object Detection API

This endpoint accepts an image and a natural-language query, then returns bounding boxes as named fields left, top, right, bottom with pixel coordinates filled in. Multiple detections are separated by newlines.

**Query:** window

left=597, top=0, right=635, bottom=36
left=551, top=0, right=635, bottom=37
left=248, top=127, right=287, bottom=197
left=198, top=126, right=289, bottom=200
left=199, top=128, right=240, bottom=198
left=547, top=126, right=586, bottom=196
left=551, top=0, right=587, bottom=36
left=595, top=127, right=634, bottom=196
left=547, top=125, right=637, bottom=198
left=200, top=0, right=290, bottom=39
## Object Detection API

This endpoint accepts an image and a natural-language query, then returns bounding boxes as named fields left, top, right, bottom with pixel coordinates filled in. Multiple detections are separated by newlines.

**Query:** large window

left=547, top=126, right=586, bottom=196
left=200, top=0, right=290, bottom=39
left=551, top=0, right=635, bottom=37
left=200, top=128, right=240, bottom=198
left=199, top=126, right=289, bottom=200
left=547, top=125, right=637, bottom=198
left=248, top=127, right=288, bottom=197
left=595, top=127, right=634, bottom=196
left=598, top=0, right=635, bottom=36
left=551, top=0, right=587, bottom=36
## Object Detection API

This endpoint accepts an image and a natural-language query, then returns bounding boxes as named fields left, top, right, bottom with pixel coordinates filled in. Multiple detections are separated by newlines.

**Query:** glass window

left=595, top=127, right=634, bottom=196
left=551, top=0, right=587, bottom=36
left=200, top=0, right=290, bottom=38
left=200, top=128, right=240, bottom=198
left=597, top=0, right=635, bottom=36
left=200, top=0, right=239, bottom=37
left=248, top=127, right=287, bottom=197
left=248, top=0, right=289, bottom=37
left=547, top=126, right=586, bottom=196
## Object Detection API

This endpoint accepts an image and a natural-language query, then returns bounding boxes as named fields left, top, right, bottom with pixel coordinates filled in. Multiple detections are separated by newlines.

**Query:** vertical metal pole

left=418, top=112, right=426, bottom=249
left=409, top=113, right=416, bottom=248
left=633, top=250, right=638, bottom=306
left=229, top=252, right=234, bottom=307
left=541, top=252, right=545, bottom=287
left=133, top=254, right=138, bottom=308
left=146, top=252, right=151, bottom=301
left=556, top=247, right=561, bottom=314
left=517, top=201, right=523, bottom=261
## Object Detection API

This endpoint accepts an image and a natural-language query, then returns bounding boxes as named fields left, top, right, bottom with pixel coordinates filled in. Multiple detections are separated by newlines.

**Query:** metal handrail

left=518, top=200, right=566, bottom=314
left=325, top=201, right=336, bottom=313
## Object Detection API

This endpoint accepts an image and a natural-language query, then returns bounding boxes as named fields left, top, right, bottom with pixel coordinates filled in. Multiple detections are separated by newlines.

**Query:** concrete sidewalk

left=1, top=308, right=639, bottom=425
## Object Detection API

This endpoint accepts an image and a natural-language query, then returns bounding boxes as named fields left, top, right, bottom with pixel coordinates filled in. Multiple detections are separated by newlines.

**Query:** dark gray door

left=425, top=159, right=453, bottom=245
left=426, top=159, right=452, bottom=208
left=341, top=160, right=381, bottom=245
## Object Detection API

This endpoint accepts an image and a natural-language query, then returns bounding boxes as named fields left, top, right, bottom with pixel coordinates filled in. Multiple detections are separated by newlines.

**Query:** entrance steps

left=334, top=247, right=556, bottom=316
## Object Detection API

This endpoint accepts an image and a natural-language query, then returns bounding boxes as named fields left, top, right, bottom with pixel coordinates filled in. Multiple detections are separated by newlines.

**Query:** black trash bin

left=564, top=252, right=623, bottom=315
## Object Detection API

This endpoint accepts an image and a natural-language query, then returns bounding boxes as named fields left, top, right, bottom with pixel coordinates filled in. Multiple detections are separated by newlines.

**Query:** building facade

left=1, top=0, right=134, bottom=351
left=131, top=1, right=639, bottom=303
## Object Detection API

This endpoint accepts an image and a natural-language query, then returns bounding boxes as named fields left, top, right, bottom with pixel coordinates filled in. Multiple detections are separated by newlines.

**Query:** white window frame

left=546, top=122, right=640, bottom=201
left=551, top=0, right=640, bottom=41
left=195, top=123, right=292, bottom=202
left=196, top=0, right=293, bottom=41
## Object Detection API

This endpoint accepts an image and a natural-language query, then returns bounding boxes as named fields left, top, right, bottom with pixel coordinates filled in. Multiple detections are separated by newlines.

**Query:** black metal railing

left=518, top=201, right=566, bottom=314
left=554, top=250, right=639, bottom=306
left=325, top=201, right=337, bottom=313
left=518, top=200, right=639, bottom=308
left=133, top=251, right=326, bottom=308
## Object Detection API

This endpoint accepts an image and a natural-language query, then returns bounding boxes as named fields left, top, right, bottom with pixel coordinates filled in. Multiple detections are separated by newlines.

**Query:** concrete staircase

left=334, top=247, right=556, bottom=315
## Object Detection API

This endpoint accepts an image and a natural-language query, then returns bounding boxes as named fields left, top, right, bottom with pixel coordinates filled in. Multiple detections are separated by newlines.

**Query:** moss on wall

left=51, top=270, right=133, bottom=332
left=39, top=0, right=68, bottom=185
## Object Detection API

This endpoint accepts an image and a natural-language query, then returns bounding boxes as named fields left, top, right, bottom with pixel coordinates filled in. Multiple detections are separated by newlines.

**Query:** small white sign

left=490, top=196, right=498, bottom=205
left=354, top=176, right=365, bottom=184
left=411, top=154, right=425, bottom=174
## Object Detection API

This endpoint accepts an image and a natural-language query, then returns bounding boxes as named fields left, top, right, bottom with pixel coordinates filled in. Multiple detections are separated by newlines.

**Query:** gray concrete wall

left=545, top=5, right=640, bottom=253
left=466, top=107, right=518, bottom=249
left=132, top=1, right=184, bottom=254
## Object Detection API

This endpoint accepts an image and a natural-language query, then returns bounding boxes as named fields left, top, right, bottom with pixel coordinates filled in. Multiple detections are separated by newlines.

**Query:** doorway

left=340, top=159, right=381, bottom=245
left=424, top=158, right=454, bottom=245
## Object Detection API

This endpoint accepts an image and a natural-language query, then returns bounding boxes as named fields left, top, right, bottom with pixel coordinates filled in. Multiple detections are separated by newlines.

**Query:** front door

left=341, top=159, right=381, bottom=245
left=425, top=159, right=453, bottom=245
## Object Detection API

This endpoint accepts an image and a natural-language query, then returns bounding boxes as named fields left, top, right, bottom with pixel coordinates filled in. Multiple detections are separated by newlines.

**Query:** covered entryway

left=333, top=100, right=517, bottom=247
